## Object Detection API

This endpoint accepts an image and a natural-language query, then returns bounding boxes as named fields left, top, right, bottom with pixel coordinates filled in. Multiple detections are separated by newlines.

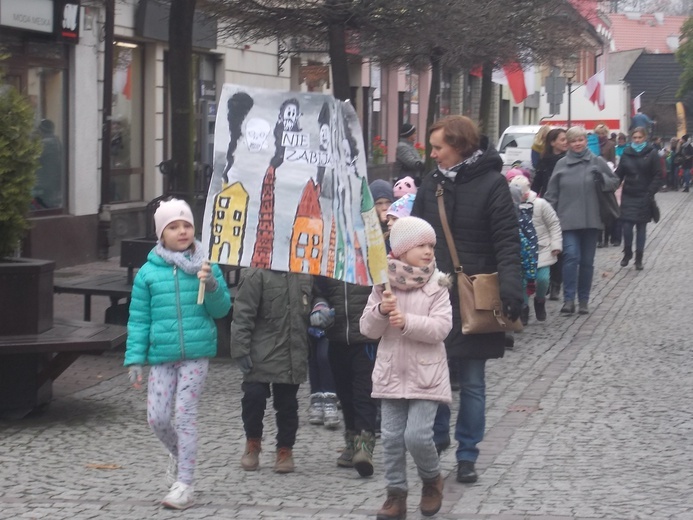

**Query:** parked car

left=497, top=125, right=544, bottom=170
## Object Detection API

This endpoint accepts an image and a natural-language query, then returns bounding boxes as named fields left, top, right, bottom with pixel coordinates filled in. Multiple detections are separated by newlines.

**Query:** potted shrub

left=0, top=66, right=53, bottom=336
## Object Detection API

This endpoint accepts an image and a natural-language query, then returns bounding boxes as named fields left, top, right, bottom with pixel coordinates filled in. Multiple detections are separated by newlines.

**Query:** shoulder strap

left=436, top=184, right=462, bottom=271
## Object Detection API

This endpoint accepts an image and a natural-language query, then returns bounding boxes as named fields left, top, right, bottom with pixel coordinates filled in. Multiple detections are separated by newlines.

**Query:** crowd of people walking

left=122, top=115, right=666, bottom=519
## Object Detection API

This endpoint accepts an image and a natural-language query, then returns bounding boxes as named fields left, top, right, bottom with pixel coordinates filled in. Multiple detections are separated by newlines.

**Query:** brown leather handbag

left=436, top=185, right=522, bottom=335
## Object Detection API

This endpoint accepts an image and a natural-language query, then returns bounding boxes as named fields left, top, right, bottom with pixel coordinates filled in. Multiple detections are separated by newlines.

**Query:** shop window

left=110, top=41, right=144, bottom=202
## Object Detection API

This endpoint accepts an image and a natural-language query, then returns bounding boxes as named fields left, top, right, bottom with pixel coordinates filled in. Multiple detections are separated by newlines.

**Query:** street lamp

left=563, top=54, right=578, bottom=128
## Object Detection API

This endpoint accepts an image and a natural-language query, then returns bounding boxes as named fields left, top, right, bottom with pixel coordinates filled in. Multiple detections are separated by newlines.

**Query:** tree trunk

left=478, top=61, right=494, bottom=134
left=168, top=0, right=196, bottom=202
left=425, top=49, right=442, bottom=170
left=327, top=22, right=351, bottom=101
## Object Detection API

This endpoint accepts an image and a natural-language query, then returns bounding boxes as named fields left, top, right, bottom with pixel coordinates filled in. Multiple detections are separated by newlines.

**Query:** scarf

left=155, top=240, right=207, bottom=275
left=387, top=258, right=436, bottom=290
left=631, top=142, right=647, bottom=153
left=567, top=148, right=590, bottom=161
left=439, top=149, right=483, bottom=179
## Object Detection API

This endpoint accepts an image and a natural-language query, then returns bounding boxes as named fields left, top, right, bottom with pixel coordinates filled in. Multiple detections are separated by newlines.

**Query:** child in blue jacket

left=124, top=198, right=231, bottom=510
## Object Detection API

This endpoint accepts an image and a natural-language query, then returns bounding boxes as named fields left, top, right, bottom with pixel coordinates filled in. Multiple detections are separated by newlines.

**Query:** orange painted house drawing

left=290, top=180, right=323, bottom=274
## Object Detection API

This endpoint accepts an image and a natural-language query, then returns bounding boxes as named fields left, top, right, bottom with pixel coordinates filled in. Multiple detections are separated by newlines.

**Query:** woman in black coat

left=411, top=115, right=523, bottom=484
left=532, top=127, right=567, bottom=300
left=615, top=126, right=661, bottom=270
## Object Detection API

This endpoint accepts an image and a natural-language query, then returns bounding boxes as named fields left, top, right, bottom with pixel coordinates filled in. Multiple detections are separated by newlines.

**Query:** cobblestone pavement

left=1, top=192, right=692, bottom=519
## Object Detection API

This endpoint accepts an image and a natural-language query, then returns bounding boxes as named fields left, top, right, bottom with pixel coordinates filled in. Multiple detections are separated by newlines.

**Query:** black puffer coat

left=411, top=137, right=523, bottom=360
left=314, top=276, right=373, bottom=345
left=532, top=151, right=566, bottom=197
left=616, top=145, right=661, bottom=223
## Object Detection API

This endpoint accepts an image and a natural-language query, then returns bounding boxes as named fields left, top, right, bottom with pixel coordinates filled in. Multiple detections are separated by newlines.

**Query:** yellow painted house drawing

left=211, top=182, right=249, bottom=264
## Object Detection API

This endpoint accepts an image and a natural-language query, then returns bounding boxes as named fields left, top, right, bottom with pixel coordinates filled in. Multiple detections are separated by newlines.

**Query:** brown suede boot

left=273, top=447, right=295, bottom=474
left=376, top=488, right=407, bottom=520
left=420, top=474, right=444, bottom=516
left=240, top=438, right=261, bottom=471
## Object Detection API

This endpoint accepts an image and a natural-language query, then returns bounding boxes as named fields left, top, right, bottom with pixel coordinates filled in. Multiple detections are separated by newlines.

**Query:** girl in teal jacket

left=124, top=199, right=231, bottom=510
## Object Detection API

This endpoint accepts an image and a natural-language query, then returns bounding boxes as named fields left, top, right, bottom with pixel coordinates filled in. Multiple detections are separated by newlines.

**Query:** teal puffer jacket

left=124, top=249, right=231, bottom=366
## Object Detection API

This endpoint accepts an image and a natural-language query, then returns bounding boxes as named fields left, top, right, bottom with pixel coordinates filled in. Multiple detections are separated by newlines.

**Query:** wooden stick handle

left=197, top=279, right=206, bottom=304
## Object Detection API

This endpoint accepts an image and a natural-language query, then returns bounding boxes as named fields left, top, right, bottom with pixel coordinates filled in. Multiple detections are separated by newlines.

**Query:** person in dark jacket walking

left=411, top=115, right=523, bottom=485
left=313, top=277, right=379, bottom=478
left=230, top=268, right=314, bottom=474
left=531, top=128, right=567, bottom=300
left=615, top=127, right=662, bottom=270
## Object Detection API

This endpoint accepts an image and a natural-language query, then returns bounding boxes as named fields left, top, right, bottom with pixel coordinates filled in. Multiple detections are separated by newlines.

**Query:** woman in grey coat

left=545, top=127, right=619, bottom=315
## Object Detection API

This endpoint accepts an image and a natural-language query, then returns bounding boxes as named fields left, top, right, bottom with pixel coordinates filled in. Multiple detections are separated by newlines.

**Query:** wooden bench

left=0, top=318, right=127, bottom=418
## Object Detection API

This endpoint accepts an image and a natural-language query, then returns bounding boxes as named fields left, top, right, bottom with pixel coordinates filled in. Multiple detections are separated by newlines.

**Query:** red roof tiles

left=608, top=13, right=687, bottom=53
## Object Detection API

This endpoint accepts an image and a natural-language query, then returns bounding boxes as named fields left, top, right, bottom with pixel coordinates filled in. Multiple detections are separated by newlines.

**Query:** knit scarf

left=155, top=240, right=207, bottom=275
left=631, top=142, right=647, bottom=153
left=567, top=148, right=591, bottom=161
left=387, top=258, right=436, bottom=290
left=439, top=149, right=483, bottom=179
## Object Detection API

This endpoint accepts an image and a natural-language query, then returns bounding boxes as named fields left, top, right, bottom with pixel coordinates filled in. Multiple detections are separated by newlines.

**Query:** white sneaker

left=308, top=393, right=324, bottom=425
left=165, top=453, right=178, bottom=487
left=322, top=393, right=341, bottom=429
left=162, top=481, right=194, bottom=510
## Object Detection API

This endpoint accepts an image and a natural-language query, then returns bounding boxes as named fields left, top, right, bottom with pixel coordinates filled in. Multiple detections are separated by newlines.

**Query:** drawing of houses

left=290, top=180, right=323, bottom=274
left=210, top=182, right=249, bottom=264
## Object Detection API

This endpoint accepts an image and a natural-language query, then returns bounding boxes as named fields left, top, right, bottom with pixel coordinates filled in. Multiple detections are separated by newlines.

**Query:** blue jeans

left=684, top=168, right=691, bottom=188
left=562, top=229, right=599, bottom=303
left=433, top=359, right=486, bottom=462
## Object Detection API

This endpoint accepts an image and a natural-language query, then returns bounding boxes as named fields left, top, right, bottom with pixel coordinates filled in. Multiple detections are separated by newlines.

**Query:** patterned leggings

left=147, top=358, right=209, bottom=485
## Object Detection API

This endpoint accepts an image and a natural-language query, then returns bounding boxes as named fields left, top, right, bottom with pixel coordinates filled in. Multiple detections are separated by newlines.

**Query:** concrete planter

left=0, top=257, right=55, bottom=336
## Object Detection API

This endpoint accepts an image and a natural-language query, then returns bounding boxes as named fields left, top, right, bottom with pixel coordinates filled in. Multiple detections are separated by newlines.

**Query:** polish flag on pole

left=492, top=63, right=535, bottom=104
left=584, top=69, right=605, bottom=111
left=632, top=92, right=644, bottom=116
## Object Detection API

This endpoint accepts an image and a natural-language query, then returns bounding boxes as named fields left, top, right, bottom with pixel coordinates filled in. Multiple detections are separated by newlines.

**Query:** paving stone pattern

left=1, top=192, right=692, bottom=519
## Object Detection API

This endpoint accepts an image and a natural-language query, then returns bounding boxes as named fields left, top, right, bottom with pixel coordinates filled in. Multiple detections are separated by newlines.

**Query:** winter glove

left=235, top=355, right=253, bottom=375
left=526, top=279, right=536, bottom=297
left=308, top=326, right=326, bottom=338
left=128, top=365, right=143, bottom=388
left=310, top=303, right=335, bottom=329
left=502, top=298, right=523, bottom=322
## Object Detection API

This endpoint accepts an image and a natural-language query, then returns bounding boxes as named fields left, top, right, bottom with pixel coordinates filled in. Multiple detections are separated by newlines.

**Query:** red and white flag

left=584, top=69, right=605, bottom=111
left=491, top=62, right=536, bottom=104
left=632, top=92, right=644, bottom=116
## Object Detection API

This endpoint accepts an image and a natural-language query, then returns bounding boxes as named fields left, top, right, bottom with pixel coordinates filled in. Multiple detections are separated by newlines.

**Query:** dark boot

left=376, top=489, right=407, bottom=520
left=534, top=299, right=547, bottom=321
left=420, top=474, right=444, bottom=517
left=456, top=460, right=478, bottom=483
left=352, top=430, right=375, bottom=477
left=635, top=251, right=644, bottom=270
left=520, top=304, right=529, bottom=326
left=620, top=248, right=633, bottom=267
left=548, top=282, right=561, bottom=301
left=560, top=301, right=575, bottom=315
left=337, top=430, right=356, bottom=468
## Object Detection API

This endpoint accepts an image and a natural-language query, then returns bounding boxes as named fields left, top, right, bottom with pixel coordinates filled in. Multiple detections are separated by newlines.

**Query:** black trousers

left=328, top=341, right=377, bottom=433
left=241, top=382, right=299, bottom=449
left=550, top=253, right=563, bottom=287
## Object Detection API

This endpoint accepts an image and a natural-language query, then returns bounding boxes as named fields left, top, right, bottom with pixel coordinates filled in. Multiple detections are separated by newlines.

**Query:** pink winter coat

left=360, top=270, right=453, bottom=404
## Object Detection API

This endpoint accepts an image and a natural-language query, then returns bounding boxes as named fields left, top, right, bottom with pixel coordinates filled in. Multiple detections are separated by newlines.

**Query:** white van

left=497, top=125, right=544, bottom=169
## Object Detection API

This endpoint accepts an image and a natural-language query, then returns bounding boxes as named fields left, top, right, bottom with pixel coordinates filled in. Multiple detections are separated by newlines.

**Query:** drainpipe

left=98, top=0, right=115, bottom=260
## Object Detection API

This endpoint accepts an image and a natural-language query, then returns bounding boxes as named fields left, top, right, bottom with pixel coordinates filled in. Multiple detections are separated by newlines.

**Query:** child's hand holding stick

left=197, top=261, right=211, bottom=304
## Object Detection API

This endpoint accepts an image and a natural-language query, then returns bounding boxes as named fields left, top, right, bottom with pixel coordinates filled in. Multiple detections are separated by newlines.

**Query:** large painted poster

left=201, top=84, right=388, bottom=286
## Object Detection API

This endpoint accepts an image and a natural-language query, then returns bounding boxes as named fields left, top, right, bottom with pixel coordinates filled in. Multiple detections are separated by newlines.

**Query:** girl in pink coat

left=360, top=216, right=453, bottom=519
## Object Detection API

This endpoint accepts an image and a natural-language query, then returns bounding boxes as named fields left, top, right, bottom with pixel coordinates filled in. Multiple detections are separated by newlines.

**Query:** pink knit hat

left=393, top=176, right=418, bottom=198
left=154, top=198, right=195, bottom=239
left=389, top=216, right=436, bottom=258
left=505, top=168, right=529, bottom=183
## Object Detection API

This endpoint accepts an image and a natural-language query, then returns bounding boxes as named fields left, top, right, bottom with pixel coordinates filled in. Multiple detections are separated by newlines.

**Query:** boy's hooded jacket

left=125, top=249, right=231, bottom=366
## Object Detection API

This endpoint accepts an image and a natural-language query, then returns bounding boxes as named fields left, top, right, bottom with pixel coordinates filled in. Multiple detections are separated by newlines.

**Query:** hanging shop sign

left=56, top=0, right=80, bottom=43
left=0, top=0, right=54, bottom=34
